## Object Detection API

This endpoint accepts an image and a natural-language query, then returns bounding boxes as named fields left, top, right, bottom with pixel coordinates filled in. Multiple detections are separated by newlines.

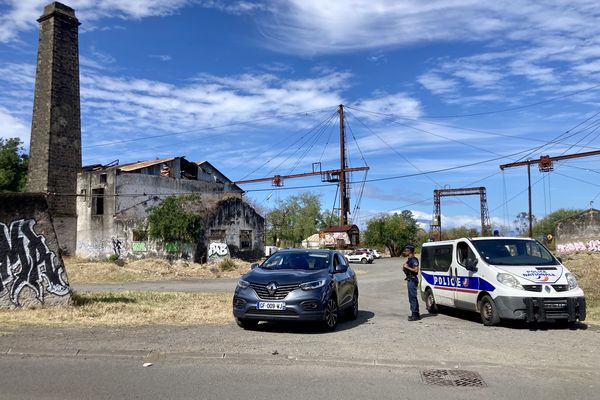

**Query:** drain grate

left=421, top=369, right=487, bottom=388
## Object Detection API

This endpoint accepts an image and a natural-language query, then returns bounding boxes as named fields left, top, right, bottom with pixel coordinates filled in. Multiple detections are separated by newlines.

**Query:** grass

left=0, top=291, right=233, bottom=327
left=561, top=252, right=600, bottom=323
left=65, top=257, right=251, bottom=284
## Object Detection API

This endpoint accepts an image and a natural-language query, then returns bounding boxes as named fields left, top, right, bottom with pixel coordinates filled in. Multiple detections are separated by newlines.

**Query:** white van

left=419, top=237, right=586, bottom=326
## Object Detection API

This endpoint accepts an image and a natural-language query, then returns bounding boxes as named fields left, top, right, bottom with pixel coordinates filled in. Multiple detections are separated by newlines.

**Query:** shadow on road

left=249, top=310, right=375, bottom=334
left=432, top=306, right=590, bottom=330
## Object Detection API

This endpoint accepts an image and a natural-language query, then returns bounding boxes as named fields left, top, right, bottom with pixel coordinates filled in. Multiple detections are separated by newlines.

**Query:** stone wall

left=0, top=193, right=72, bottom=309
left=556, top=209, right=600, bottom=253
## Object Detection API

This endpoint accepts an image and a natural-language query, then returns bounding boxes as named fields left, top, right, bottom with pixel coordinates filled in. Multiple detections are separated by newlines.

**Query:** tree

left=147, top=194, right=204, bottom=243
left=442, top=226, right=479, bottom=240
left=363, top=210, right=419, bottom=257
left=266, top=193, right=322, bottom=246
left=533, top=208, right=584, bottom=248
left=0, top=138, right=28, bottom=192
left=514, top=211, right=536, bottom=237
left=320, top=210, right=340, bottom=229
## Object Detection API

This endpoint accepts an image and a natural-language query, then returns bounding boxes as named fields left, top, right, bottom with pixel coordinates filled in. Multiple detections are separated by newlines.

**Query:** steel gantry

left=430, top=187, right=492, bottom=241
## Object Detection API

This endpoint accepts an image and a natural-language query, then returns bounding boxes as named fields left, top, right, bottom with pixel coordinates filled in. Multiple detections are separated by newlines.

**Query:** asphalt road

left=2, top=257, right=599, bottom=399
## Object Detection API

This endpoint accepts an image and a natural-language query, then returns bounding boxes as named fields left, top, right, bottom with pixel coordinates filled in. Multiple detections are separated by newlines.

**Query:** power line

left=83, top=106, right=335, bottom=149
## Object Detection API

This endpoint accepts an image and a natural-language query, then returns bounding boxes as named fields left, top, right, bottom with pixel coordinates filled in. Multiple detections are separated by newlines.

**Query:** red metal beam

left=234, top=166, right=369, bottom=185
left=500, top=149, right=600, bottom=170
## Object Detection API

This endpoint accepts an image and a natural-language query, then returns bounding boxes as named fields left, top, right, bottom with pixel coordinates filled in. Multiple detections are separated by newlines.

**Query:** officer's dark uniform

left=404, top=246, right=420, bottom=321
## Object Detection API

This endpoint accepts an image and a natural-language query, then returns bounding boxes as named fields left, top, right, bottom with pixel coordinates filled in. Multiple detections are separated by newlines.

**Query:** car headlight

left=237, top=279, right=250, bottom=289
left=565, top=273, right=578, bottom=290
left=299, top=279, right=327, bottom=291
left=497, top=273, right=524, bottom=290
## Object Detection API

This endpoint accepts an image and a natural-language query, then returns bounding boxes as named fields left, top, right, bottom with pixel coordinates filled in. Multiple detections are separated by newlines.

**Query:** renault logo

left=267, top=282, right=278, bottom=296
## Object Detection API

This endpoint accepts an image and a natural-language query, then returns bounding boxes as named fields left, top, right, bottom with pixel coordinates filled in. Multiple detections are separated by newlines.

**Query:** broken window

left=209, top=229, right=226, bottom=241
left=92, top=188, right=104, bottom=215
left=99, top=173, right=107, bottom=184
left=240, top=230, right=252, bottom=249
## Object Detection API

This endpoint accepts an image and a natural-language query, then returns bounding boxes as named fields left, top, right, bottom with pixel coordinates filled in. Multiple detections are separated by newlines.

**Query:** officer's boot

left=407, top=313, right=421, bottom=321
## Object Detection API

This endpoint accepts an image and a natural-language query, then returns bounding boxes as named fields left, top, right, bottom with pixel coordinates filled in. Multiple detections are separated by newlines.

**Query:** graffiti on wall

left=0, top=219, right=70, bottom=306
left=557, top=240, right=600, bottom=253
left=131, top=241, right=147, bottom=252
left=208, top=242, right=229, bottom=260
left=112, top=237, right=123, bottom=257
left=322, top=232, right=350, bottom=246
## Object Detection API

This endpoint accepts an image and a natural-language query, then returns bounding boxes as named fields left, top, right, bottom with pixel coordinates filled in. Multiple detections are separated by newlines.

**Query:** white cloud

left=411, top=210, right=504, bottom=231
left=352, top=92, right=422, bottom=120
left=417, top=73, right=458, bottom=96
left=0, top=107, right=30, bottom=144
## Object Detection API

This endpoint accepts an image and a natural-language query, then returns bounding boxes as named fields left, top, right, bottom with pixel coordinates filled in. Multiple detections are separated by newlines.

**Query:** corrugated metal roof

left=118, top=157, right=178, bottom=172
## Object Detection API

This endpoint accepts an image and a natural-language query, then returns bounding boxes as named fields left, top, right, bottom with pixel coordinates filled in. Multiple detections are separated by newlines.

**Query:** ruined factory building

left=556, top=208, right=600, bottom=254
left=76, top=156, right=264, bottom=262
left=320, top=225, right=360, bottom=248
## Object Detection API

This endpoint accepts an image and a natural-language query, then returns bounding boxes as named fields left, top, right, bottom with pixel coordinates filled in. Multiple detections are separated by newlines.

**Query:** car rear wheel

left=321, top=297, right=339, bottom=331
left=360, top=258, right=367, bottom=264
left=479, top=295, right=500, bottom=326
left=425, top=289, right=438, bottom=314
left=236, top=318, right=258, bottom=330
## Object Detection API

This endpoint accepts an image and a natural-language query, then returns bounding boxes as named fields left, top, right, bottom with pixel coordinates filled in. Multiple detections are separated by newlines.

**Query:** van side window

left=421, top=245, right=452, bottom=272
left=457, top=242, right=476, bottom=267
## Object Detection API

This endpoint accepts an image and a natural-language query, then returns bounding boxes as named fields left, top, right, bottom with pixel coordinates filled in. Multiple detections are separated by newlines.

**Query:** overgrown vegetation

left=266, top=192, right=324, bottom=246
left=0, top=291, right=232, bottom=326
left=561, top=252, right=600, bottom=323
left=363, top=210, right=420, bottom=257
left=147, top=194, right=204, bottom=243
left=0, top=137, right=28, bottom=192
left=218, top=257, right=237, bottom=272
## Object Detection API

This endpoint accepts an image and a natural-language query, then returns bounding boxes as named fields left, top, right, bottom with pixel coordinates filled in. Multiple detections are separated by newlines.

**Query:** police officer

left=402, top=244, right=420, bottom=321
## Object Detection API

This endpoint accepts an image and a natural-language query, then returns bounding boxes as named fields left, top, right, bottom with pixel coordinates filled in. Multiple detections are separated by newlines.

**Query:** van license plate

left=257, top=302, right=286, bottom=310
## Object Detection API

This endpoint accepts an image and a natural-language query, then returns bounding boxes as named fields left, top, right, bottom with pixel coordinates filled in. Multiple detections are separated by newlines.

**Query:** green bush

left=106, top=254, right=119, bottom=263
left=218, top=258, right=237, bottom=272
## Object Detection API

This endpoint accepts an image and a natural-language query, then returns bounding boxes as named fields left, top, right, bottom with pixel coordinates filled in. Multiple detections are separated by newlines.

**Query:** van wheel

left=480, top=295, right=500, bottom=326
left=425, top=289, right=438, bottom=314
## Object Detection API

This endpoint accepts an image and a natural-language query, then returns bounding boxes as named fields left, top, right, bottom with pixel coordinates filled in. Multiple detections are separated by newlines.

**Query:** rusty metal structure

left=500, top=149, right=600, bottom=237
left=234, top=105, right=369, bottom=225
left=431, top=187, right=492, bottom=241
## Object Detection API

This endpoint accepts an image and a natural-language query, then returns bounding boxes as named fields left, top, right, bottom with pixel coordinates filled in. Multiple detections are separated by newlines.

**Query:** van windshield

left=470, top=239, right=559, bottom=266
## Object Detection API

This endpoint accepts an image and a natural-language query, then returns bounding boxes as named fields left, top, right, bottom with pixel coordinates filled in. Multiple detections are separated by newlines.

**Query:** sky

left=2, top=0, right=600, bottom=233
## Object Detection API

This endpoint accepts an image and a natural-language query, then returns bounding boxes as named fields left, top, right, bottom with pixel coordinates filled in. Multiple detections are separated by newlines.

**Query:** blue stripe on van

left=421, top=271, right=496, bottom=292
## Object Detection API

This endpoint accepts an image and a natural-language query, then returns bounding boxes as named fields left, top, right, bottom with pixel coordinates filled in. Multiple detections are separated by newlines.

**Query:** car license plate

left=257, top=302, right=286, bottom=310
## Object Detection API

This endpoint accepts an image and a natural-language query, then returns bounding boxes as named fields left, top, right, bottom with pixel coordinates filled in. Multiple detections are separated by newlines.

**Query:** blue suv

left=233, top=249, right=359, bottom=331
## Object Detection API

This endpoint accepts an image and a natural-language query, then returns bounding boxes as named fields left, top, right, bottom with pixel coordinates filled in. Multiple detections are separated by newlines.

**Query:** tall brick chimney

left=27, top=2, right=81, bottom=254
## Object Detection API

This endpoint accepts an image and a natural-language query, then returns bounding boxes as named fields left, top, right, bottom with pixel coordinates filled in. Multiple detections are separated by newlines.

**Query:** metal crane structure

left=234, top=105, right=369, bottom=225
left=500, top=149, right=600, bottom=238
left=430, top=187, right=492, bottom=241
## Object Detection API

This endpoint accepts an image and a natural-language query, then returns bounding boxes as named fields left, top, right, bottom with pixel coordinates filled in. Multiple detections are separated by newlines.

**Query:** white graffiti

left=0, top=219, right=70, bottom=306
left=557, top=240, right=600, bottom=253
left=208, top=242, right=229, bottom=259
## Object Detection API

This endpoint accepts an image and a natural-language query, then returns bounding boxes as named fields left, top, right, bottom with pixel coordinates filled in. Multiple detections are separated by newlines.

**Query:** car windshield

left=261, top=252, right=330, bottom=270
left=471, top=239, right=559, bottom=266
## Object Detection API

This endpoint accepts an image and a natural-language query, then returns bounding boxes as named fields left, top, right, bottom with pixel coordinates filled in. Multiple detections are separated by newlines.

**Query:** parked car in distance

left=233, top=249, right=359, bottom=331
left=371, top=249, right=382, bottom=259
left=346, top=251, right=373, bottom=264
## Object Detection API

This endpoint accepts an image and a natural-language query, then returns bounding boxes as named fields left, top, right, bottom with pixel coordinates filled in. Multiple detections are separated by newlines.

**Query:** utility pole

left=339, top=104, right=348, bottom=225
left=500, top=149, right=600, bottom=238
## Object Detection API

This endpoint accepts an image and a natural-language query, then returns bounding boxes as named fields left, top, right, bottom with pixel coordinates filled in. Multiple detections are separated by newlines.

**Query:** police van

left=419, top=237, right=586, bottom=326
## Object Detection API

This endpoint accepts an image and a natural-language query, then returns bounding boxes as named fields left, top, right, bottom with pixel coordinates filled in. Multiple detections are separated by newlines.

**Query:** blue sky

left=2, top=0, right=600, bottom=233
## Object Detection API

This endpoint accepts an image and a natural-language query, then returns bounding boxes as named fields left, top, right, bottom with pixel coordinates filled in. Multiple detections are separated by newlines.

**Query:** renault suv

left=233, top=249, right=359, bottom=331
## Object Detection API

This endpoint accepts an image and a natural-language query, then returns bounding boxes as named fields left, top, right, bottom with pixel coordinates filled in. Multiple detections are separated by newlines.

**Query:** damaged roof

left=117, top=157, right=179, bottom=172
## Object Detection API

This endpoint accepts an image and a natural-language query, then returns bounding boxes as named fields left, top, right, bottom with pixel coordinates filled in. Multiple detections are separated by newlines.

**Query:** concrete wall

left=0, top=193, right=72, bottom=309
left=556, top=209, right=600, bottom=253
left=200, top=197, right=265, bottom=262
left=76, top=170, right=245, bottom=259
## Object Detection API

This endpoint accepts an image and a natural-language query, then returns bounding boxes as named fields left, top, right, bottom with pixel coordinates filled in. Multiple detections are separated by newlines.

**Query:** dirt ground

left=65, top=257, right=252, bottom=284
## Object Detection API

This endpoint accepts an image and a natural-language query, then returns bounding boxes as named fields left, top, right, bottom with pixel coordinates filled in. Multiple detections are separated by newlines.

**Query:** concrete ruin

left=0, top=194, right=72, bottom=309
left=26, top=2, right=81, bottom=256
left=556, top=209, right=600, bottom=253
left=76, top=157, right=264, bottom=262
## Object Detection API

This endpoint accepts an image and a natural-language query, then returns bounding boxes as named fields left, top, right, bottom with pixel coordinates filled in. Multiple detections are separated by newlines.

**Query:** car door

left=333, top=253, right=352, bottom=308
left=421, top=244, right=455, bottom=307
left=453, top=241, right=480, bottom=311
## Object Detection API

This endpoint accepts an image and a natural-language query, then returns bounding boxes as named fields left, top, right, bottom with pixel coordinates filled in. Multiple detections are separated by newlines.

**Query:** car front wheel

left=479, top=295, right=500, bottom=326
left=321, top=297, right=339, bottom=331
left=347, top=290, right=359, bottom=320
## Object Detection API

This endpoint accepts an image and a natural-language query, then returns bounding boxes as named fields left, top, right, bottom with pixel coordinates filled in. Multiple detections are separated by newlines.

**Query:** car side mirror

left=335, top=264, right=348, bottom=273
left=465, top=258, right=478, bottom=272
left=250, top=263, right=259, bottom=270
